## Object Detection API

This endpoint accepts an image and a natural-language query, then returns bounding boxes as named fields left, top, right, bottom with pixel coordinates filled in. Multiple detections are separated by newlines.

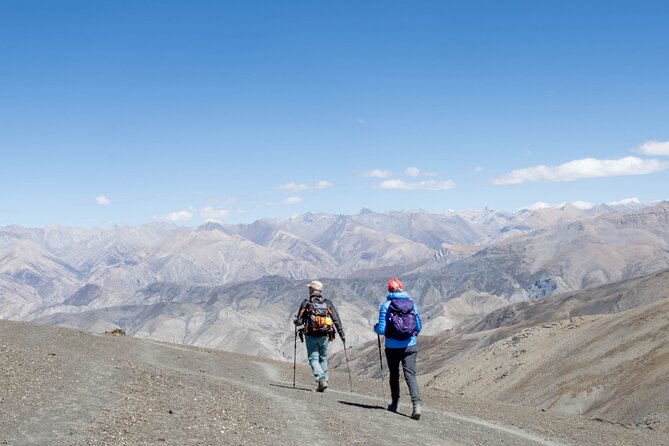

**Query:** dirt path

left=251, top=363, right=565, bottom=446
left=139, top=338, right=563, bottom=445
left=1, top=320, right=665, bottom=445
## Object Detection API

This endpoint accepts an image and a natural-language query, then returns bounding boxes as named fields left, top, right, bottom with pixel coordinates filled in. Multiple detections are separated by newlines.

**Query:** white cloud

left=363, top=169, right=392, bottom=178
left=474, top=166, right=483, bottom=173
left=405, top=167, right=421, bottom=177
left=200, top=207, right=229, bottom=223
left=377, top=179, right=456, bottom=191
left=165, top=209, right=194, bottom=222
left=315, top=180, right=333, bottom=189
left=403, top=167, right=438, bottom=177
left=278, top=180, right=333, bottom=191
left=95, top=195, right=111, bottom=206
left=283, top=196, right=303, bottom=205
left=492, top=156, right=669, bottom=185
left=635, top=140, right=669, bottom=156
left=278, top=182, right=307, bottom=192
left=607, top=197, right=641, bottom=206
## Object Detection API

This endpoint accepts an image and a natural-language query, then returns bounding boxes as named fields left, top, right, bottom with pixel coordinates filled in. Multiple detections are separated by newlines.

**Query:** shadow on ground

left=338, top=401, right=385, bottom=411
left=269, top=383, right=313, bottom=392
left=338, top=401, right=415, bottom=419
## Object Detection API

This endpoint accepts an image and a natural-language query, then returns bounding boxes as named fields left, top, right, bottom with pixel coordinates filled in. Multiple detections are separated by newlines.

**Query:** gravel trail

left=1, top=320, right=666, bottom=445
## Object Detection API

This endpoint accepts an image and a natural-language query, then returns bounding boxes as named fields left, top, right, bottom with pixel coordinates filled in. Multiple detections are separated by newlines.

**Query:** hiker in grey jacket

left=294, top=280, right=345, bottom=392
left=374, top=277, right=422, bottom=420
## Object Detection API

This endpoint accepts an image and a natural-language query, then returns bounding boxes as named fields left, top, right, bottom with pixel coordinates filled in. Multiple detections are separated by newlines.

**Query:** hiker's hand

left=374, top=323, right=379, bottom=331
left=341, top=336, right=346, bottom=344
left=293, top=318, right=300, bottom=326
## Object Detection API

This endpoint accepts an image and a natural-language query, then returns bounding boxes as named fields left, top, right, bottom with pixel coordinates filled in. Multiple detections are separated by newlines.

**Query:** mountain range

left=1, top=201, right=667, bottom=362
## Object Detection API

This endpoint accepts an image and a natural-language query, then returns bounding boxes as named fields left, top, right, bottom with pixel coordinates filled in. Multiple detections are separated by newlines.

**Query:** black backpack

left=305, top=299, right=334, bottom=336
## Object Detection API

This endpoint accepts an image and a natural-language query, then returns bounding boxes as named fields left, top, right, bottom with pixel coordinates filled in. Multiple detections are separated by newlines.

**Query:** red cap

left=387, top=277, right=403, bottom=292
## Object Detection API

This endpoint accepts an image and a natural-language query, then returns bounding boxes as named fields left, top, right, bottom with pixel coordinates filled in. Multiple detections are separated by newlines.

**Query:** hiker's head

left=387, top=277, right=403, bottom=292
left=308, top=280, right=323, bottom=292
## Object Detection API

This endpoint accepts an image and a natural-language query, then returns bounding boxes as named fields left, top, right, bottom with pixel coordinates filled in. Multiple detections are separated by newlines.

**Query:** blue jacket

left=374, top=291, right=422, bottom=348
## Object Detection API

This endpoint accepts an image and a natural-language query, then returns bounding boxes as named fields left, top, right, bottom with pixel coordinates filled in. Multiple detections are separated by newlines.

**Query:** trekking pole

left=293, top=324, right=298, bottom=389
left=377, top=333, right=387, bottom=408
left=343, top=341, right=353, bottom=392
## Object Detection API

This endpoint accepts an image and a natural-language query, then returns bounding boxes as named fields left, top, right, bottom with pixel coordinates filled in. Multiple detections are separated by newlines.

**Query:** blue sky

left=1, top=1, right=668, bottom=228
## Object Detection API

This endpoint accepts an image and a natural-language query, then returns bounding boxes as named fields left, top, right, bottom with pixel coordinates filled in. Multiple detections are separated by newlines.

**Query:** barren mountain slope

left=427, top=296, right=669, bottom=431
left=361, top=202, right=669, bottom=337
left=32, top=276, right=385, bottom=361
left=471, top=268, right=669, bottom=332
left=1, top=319, right=664, bottom=446
left=0, top=239, right=81, bottom=303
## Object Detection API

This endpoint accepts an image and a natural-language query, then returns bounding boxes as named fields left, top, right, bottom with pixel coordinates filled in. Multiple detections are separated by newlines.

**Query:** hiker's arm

left=414, top=303, right=422, bottom=334
left=329, top=301, right=345, bottom=339
left=374, top=302, right=388, bottom=335
left=295, top=300, right=307, bottom=325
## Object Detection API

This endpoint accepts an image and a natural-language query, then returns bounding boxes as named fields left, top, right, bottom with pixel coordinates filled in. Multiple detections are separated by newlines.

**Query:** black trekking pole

left=293, top=324, right=298, bottom=389
left=343, top=341, right=353, bottom=392
left=377, top=333, right=387, bottom=408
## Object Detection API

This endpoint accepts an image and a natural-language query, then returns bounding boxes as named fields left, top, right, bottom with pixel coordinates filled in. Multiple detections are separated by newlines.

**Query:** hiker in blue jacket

left=374, top=277, right=423, bottom=420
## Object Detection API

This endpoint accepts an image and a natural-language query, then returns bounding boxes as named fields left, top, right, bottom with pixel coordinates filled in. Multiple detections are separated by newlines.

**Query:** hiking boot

left=317, top=378, right=327, bottom=392
left=411, top=403, right=421, bottom=420
left=387, top=401, right=398, bottom=412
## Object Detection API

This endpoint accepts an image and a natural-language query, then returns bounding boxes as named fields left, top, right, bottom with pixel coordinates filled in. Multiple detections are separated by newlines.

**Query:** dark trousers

left=385, top=345, right=421, bottom=405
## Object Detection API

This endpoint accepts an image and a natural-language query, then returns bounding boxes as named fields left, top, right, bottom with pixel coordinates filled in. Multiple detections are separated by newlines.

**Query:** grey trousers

left=385, top=345, right=421, bottom=405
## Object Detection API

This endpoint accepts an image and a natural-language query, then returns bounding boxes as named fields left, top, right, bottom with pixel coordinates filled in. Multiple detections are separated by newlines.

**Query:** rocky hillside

left=0, top=319, right=665, bottom=445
